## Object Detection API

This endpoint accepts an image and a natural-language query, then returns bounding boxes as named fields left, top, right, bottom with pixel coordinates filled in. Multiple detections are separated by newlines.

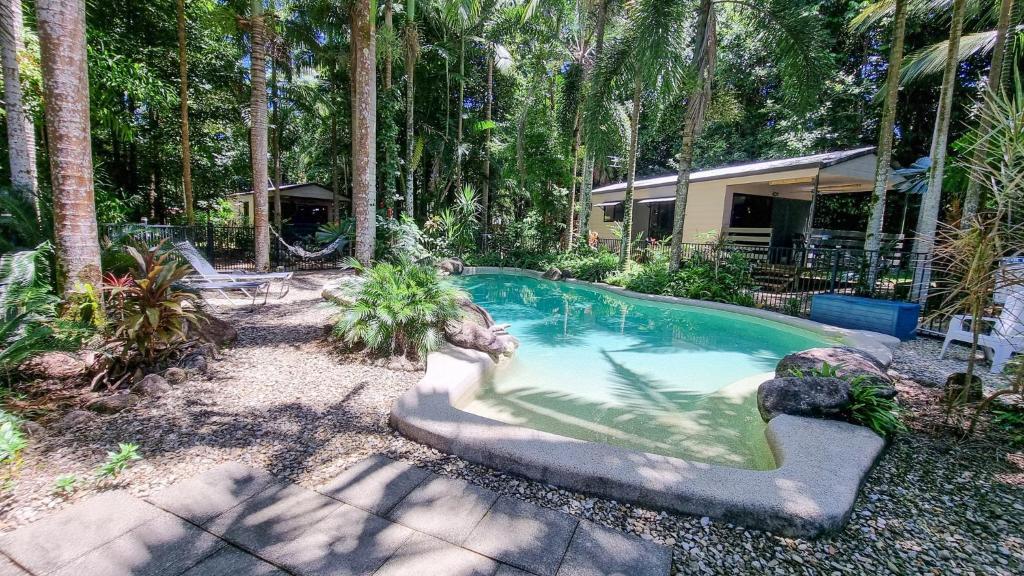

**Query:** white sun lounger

left=174, top=240, right=292, bottom=298
left=940, top=288, right=1024, bottom=373
left=182, top=279, right=271, bottom=311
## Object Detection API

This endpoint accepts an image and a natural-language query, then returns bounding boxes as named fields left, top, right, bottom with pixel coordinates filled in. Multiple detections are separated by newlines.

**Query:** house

left=590, top=147, right=904, bottom=250
left=231, top=183, right=348, bottom=225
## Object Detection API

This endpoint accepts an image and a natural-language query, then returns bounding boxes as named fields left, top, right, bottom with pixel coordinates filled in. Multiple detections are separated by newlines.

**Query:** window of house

left=602, top=202, right=624, bottom=222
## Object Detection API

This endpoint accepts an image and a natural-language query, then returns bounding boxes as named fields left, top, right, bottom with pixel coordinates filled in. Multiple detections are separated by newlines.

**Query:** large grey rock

left=463, top=496, right=578, bottom=576
left=542, top=268, right=563, bottom=281
left=757, top=376, right=851, bottom=422
left=131, top=374, right=171, bottom=398
left=318, top=455, right=431, bottom=516
left=87, top=393, right=141, bottom=414
left=555, top=520, right=672, bottom=576
left=445, top=320, right=519, bottom=358
left=438, top=258, right=465, bottom=275
left=387, top=475, right=499, bottom=545
left=321, top=275, right=366, bottom=306
left=458, top=298, right=495, bottom=328
left=776, top=346, right=890, bottom=382
left=197, top=314, right=237, bottom=346
left=18, top=352, right=88, bottom=383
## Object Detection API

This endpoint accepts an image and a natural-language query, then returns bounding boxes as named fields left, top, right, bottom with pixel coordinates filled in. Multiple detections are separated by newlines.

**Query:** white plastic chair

left=940, top=288, right=1024, bottom=373
left=173, top=241, right=292, bottom=298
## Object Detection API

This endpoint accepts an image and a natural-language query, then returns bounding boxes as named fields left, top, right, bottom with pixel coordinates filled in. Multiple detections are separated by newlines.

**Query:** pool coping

left=390, top=267, right=894, bottom=538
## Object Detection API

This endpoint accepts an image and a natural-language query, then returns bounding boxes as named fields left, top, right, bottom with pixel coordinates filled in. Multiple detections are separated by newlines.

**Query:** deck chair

left=173, top=241, right=292, bottom=298
left=181, top=279, right=271, bottom=311
left=940, top=288, right=1024, bottom=373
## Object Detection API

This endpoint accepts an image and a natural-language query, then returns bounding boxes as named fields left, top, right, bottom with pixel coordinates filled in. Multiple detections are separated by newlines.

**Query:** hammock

left=270, top=226, right=348, bottom=259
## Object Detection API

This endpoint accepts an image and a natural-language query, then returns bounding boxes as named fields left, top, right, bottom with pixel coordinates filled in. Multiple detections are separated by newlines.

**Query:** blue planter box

left=810, top=294, right=920, bottom=341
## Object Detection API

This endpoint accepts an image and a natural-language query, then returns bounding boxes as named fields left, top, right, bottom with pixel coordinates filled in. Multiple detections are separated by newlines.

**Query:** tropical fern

left=0, top=244, right=62, bottom=373
left=333, top=259, right=465, bottom=359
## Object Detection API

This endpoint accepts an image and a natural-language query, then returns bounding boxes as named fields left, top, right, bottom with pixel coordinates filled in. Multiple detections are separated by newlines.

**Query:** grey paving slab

left=263, top=503, right=413, bottom=576
left=463, top=496, right=578, bottom=576
left=49, top=513, right=225, bottom=576
left=493, top=565, right=534, bottom=576
left=555, top=521, right=671, bottom=576
left=318, top=455, right=431, bottom=516
left=387, top=475, right=499, bottom=545
left=0, top=556, right=29, bottom=576
left=373, top=532, right=499, bottom=576
left=179, top=546, right=289, bottom=576
left=148, top=462, right=279, bottom=526
left=0, top=491, right=162, bottom=575
left=208, top=481, right=343, bottom=556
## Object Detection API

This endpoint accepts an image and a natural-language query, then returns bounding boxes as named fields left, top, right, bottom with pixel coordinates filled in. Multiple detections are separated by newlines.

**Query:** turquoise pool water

left=451, top=273, right=835, bottom=470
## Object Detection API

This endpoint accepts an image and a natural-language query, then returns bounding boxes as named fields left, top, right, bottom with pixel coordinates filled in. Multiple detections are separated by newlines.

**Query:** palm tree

left=861, top=0, right=909, bottom=254
left=352, top=0, right=377, bottom=264
left=667, top=0, right=826, bottom=272
left=250, top=0, right=271, bottom=270
left=403, top=0, right=420, bottom=217
left=0, top=0, right=37, bottom=202
left=34, top=0, right=102, bottom=296
left=176, top=0, right=195, bottom=224
left=911, top=0, right=968, bottom=304
left=962, top=0, right=1015, bottom=222
left=575, top=0, right=610, bottom=247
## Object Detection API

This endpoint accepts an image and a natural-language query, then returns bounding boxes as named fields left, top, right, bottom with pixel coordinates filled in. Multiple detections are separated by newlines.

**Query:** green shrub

left=549, top=250, right=619, bottom=282
left=848, top=377, right=906, bottom=437
left=0, top=410, right=26, bottom=490
left=107, top=241, right=205, bottom=365
left=96, top=443, right=142, bottom=479
left=665, top=252, right=754, bottom=306
left=333, top=259, right=464, bottom=359
left=992, top=407, right=1024, bottom=447
left=53, top=474, right=79, bottom=496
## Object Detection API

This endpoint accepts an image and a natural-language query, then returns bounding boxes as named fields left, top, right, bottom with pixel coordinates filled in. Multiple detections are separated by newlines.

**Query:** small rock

left=178, top=352, right=208, bottom=373
left=18, top=352, right=88, bottom=382
left=131, top=374, right=171, bottom=398
left=542, top=268, right=563, bottom=281
left=197, top=314, right=238, bottom=346
left=57, top=410, right=96, bottom=430
left=21, top=421, right=45, bottom=437
left=757, top=376, right=852, bottom=421
left=87, top=393, right=141, bottom=414
left=438, top=258, right=465, bottom=275
left=163, top=367, right=187, bottom=385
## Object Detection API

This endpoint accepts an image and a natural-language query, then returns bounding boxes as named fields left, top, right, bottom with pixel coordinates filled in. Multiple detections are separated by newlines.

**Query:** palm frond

left=901, top=30, right=998, bottom=85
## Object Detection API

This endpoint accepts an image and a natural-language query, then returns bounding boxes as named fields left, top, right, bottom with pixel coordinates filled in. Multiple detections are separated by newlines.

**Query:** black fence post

left=828, top=250, right=840, bottom=293
left=206, top=220, right=215, bottom=267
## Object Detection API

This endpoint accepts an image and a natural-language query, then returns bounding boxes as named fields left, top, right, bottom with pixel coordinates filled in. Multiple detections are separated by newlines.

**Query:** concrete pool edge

left=390, top=268, right=895, bottom=538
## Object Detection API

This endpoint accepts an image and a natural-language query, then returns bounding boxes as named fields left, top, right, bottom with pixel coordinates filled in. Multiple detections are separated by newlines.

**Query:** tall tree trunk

left=454, top=35, right=465, bottom=190
left=35, top=0, right=101, bottom=297
left=352, top=0, right=377, bottom=265
left=563, top=109, right=582, bottom=249
left=250, top=0, right=270, bottom=270
left=669, top=0, right=715, bottom=272
left=961, top=0, right=1014, bottom=223
left=576, top=0, right=609, bottom=246
left=331, top=113, right=340, bottom=222
left=0, top=0, right=37, bottom=202
left=619, top=75, right=642, bottom=268
left=912, top=0, right=967, bottom=304
left=403, top=5, right=418, bottom=217
left=271, top=52, right=282, bottom=228
left=481, top=48, right=492, bottom=236
left=384, top=0, right=393, bottom=89
left=176, top=0, right=194, bottom=223
left=864, top=0, right=908, bottom=254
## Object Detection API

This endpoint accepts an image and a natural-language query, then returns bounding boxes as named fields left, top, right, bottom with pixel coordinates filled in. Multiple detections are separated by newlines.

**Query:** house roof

left=592, top=147, right=876, bottom=195
left=230, top=182, right=333, bottom=196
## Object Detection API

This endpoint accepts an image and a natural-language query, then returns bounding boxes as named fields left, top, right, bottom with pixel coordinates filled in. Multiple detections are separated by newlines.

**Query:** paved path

left=0, top=455, right=671, bottom=576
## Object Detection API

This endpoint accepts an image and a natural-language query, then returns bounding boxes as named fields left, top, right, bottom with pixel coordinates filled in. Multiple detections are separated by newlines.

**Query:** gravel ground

left=2, top=271, right=1022, bottom=576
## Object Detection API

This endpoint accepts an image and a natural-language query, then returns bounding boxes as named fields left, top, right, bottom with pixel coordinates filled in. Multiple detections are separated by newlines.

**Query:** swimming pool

left=450, top=273, right=835, bottom=470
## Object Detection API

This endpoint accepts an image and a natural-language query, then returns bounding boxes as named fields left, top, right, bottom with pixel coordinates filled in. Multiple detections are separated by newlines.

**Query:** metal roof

left=592, top=147, right=876, bottom=194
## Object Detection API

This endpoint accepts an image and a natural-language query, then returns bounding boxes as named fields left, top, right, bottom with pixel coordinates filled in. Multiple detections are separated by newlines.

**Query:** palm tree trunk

left=403, top=1, right=418, bottom=218
left=961, top=0, right=1014, bottom=223
left=669, top=0, right=715, bottom=272
left=577, top=0, right=610, bottom=246
left=271, top=53, right=283, bottom=229
left=352, top=0, right=377, bottom=265
left=563, top=108, right=581, bottom=250
left=455, top=35, right=465, bottom=190
left=1, top=0, right=36, bottom=203
left=864, top=0, right=908, bottom=255
left=912, top=0, right=967, bottom=305
left=619, top=75, right=642, bottom=268
left=0, top=0, right=37, bottom=203
left=250, top=0, right=270, bottom=270
left=35, top=0, right=101, bottom=297
left=384, top=0, right=393, bottom=89
left=481, top=49, right=493, bottom=236
left=176, top=0, right=194, bottom=224
left=331, top=113, right=340, bottom=222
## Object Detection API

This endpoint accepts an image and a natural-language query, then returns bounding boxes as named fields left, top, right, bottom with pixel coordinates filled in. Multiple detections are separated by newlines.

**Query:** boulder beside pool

left=757, top=376, right=851, bottom=421
left=775, top=346, right=891, bottom=382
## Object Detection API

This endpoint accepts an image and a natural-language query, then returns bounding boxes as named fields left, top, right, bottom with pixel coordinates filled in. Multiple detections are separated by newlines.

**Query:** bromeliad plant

left=106, top=241, right=205, bottom=369
left=333, top=258, right=465, bottom=359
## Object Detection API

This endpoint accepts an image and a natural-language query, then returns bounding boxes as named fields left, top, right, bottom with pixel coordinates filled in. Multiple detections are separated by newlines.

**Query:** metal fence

left=593, top=238, right=949, bottom=331
left=101, top=223, right=352, bottom=272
